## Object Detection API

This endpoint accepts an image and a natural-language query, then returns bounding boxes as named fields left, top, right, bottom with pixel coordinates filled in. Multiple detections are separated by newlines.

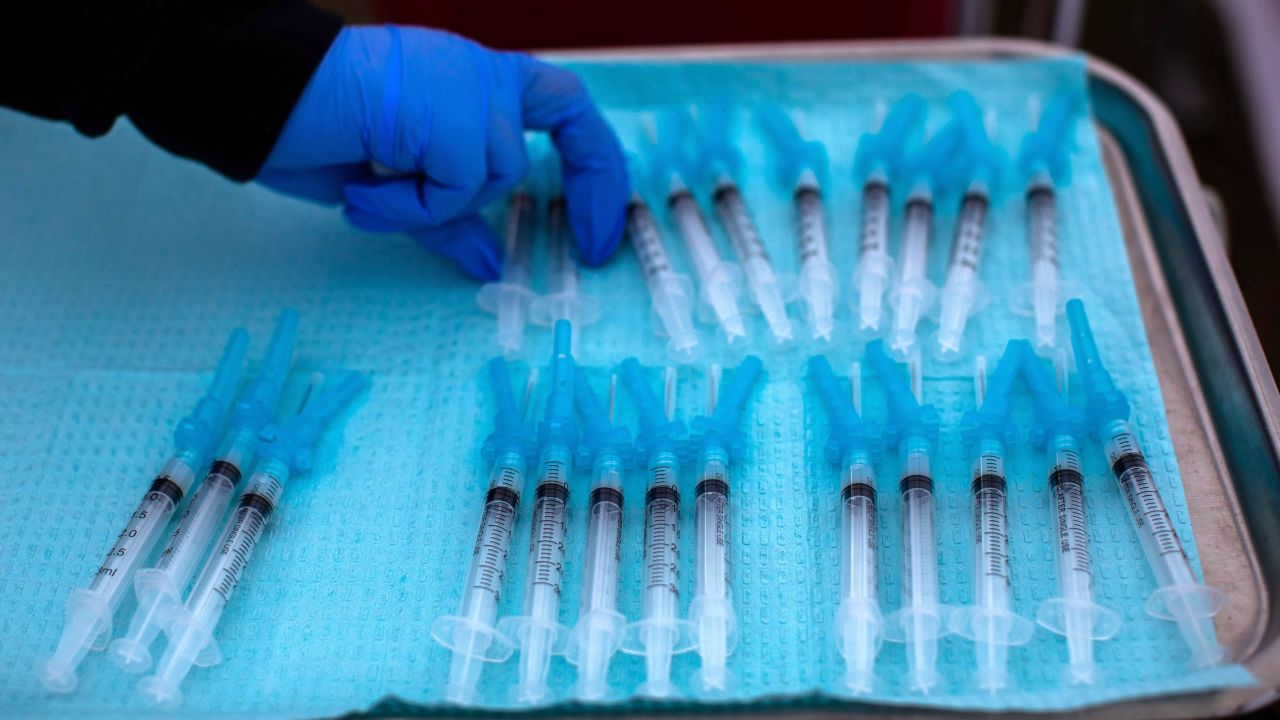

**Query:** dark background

left=317, top=0, right=1279, bottom=376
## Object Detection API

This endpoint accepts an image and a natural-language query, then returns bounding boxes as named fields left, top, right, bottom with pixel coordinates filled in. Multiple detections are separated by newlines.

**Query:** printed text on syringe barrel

left=947, top=193, right=988, bottom=273
left=1104, top=427, right=1187, bottom=561
left=529, top=453, right=570, bottom=597
left=157, top=461, right=242, bottom=572
left=92, top=465, right=190, bottom=592
left=209, top=471, right=283, bottom=605
left=645, top=460, right=681, bottom=596
left=971, top=451, right=1011, bottom=584
left=469, top=461, right=522, bottom=603
left=1049, top=441, right=1092, bottom=577
left=859, top=181, right=889, bottom=259
left=795, top=187, right=828, bottom=264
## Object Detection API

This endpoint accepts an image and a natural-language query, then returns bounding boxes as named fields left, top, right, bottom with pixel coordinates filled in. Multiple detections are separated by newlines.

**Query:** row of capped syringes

left=481, top=90, right=1090, bottom=365
left=446, top=298, right=1226, bottom=707
left=432, top=319, right=764, bottom=706
left=35, top=310, right=367, bottom=709
left=807, top=299, right=1225, bottom=696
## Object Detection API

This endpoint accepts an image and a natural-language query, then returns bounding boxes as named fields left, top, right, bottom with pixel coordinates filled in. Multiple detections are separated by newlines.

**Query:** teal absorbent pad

left=0, top=55, right=1255, bottom=718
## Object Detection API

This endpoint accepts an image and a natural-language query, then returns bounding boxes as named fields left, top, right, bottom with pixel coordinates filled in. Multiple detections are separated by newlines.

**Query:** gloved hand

left=259, top=26, right=630, bottom=280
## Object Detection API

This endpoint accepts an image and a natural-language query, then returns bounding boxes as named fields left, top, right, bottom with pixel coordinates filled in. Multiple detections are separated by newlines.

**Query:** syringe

left=478, top=190, right=537, bottom=358
left=757, top=105, right=835, bottom=341
left=137, top=371, right=367, bottom=708
left=688, top=356, right=764, bottom=692
left=110, top=309, right=299, bottom=674
left=530, top=151, right=600, bottom=354
left=620, top=361, right=697, bottom=697
left=696, top=103, right=794, bottom=345
left=951, top=347, right=1034, bottom=692
left=563, top=370, right=631, bottom=701
left=807, top=356, right=883, bottom=693
left=36, top=330, right=249, bottom=694
left=432, top=358, right=539, bottom=705
left=853, top=95, right=926, bottom=335
left=866, top=340, right=947, bottom=694
left=887, top=108, right=959, bottom=360
left=1017, top=91, right=1082, bottom=352
left=933, top=92, right=1008, bottom=361
left=624, top=187, right=700, bottom=363
left=1021, top=340, right=1119, bottom=685
left=645, top=113, right=747, bottom=346
left=498, top=319, right=578, bottom=704
left=1067, top=299, right=1226, bottom=668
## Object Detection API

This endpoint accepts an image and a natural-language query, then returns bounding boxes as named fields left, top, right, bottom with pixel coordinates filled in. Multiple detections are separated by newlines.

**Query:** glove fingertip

left=412, top=217, right=503, bottom=282
left=563, top=163, right=630, bottom=266
left=455, top=222, right=502, bottom=281
left=576, top=206, right=626, bottom=267
left=459, top=248, right=502, bottom=282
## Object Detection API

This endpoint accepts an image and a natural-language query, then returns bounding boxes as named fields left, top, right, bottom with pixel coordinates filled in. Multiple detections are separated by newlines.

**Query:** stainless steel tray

left=530, top=38, right=1280, bottom=719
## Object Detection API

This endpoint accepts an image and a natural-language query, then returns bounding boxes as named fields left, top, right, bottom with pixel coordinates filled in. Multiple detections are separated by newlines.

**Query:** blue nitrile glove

left=259, top=26, right=630, bottom=281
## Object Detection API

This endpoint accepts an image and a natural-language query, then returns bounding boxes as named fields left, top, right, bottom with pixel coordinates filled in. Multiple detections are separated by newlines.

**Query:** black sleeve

left=1, top=1, right=343, bottom=181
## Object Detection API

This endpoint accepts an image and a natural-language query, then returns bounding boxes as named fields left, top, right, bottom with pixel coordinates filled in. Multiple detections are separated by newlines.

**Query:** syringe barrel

left=741, top=254, right=793, bottom=342
left=799, top=256, right=836, bottom=328
left=45, top=454, right=199, bottom=689
left=665, top=184, right=749, bottom=337
left=795, top=186, right=830, bottom=266
left=694, top=445, right=732, bottom=602
left=899, top=435, right=939, bottom=610
left=459, top=451, right=526, bottom=624
left=796, top=184, right=835, bottom=340
left=1027, top=186, right=1059, bottom=268
left=154, top=430, right=254, bottom=589
left=714, top=183, right=771, bottom=264
left=971, top=439, right=1012, bottom=611
left=860, top=180, right=890, bottom=262
left=88, top=453, right=200, bottom=609
left=494, top=288, right=529, bottom=356
left=1099, top=420, right=1198, bottom=590
left=740, top=256, right=781, bottom=300
left=627, top=202, right=700, bottom=358
left=840, top=449, right=878, bottom=605
left=184, top=458, right=289, bottom=627
left=889, top=287, right=926, bottom=357
left=1047, top=434, right=1094, bottom=603
left=897, top=198, right=932, bottom=284
left=628, top=201, right=676, bottom=285
left=691, top=443, right=737, bottom=688
left=521, top=446, right=573, bottom=619
left=547, top=197, right=579, bottom=297
left=1031, top=259, right=1059, bottom=349
left=642, top=450, right=683, bottom=622
left=889, top=198, right=933, bottom=354
left=509, top=447, right=573, bottom=705
left=112, top=452, right=244, bottom=671
left=937, top=192, right=988, bottom=355
left=944, top=192, right=989, bottom=286
left=501, top=192, right=536, bottom=288
left=852, top=181, right=892, bottom=332
left=898, top=443, right=943, bottom=698
left=669, top=191, right=721, bottom=281
left=578, top=455, right=624, bottom=619
left=1027, top=185, right=1060, bottom=348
